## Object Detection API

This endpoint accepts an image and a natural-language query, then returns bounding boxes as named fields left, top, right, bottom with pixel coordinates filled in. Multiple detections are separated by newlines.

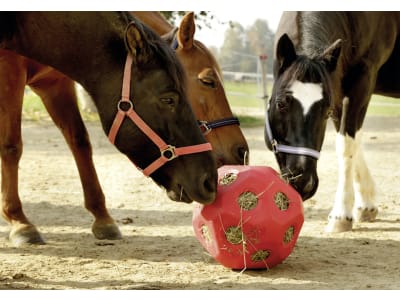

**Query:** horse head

left=163, top=12, right=249, bottom=166
left=107, top=19, right=218, bottom=204
left=265, top=33, right=341, bottom=200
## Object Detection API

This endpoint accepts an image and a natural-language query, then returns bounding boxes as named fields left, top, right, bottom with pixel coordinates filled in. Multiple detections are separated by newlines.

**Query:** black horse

left=265, top=12, right=400, bottom=232
left=0, top=12, right=217, bottom=246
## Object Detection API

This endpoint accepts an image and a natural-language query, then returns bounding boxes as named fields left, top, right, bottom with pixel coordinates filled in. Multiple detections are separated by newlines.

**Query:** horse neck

left=132, top=12, right=173, bottom=35
left=5, top=12, right=126, bottom=92
left=2, top=12, right=130, bottom=130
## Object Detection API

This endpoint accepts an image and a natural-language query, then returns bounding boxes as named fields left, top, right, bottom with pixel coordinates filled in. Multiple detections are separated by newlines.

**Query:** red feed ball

left=192, top=165, right=304, bottom=270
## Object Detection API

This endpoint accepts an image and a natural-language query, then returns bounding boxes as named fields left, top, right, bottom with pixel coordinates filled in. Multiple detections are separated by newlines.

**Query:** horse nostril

left=199, top=173, right=217, bottom=203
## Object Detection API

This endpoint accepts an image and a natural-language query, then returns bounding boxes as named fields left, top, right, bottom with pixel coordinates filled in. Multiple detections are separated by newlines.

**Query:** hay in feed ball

left=192, top=165, right=304, bottom=270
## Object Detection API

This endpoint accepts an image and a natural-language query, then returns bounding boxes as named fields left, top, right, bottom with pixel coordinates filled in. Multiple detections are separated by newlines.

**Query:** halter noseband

left=108, top=54, right=212, bottom=177
left=264, top=104, right=321, bottom=159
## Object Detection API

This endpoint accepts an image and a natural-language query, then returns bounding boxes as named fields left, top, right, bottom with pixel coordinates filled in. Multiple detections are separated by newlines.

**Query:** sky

left=192, top=10, right=283, bottom=48
left=8, top=0, right=400, bottom=51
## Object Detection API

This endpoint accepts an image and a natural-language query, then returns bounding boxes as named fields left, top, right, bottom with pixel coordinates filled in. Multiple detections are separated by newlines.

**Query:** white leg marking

left=352, top=131, right=378, bottom=222
left=325, top=132, right=356, bottom=232
left=290, top=80, right=323, bottom=115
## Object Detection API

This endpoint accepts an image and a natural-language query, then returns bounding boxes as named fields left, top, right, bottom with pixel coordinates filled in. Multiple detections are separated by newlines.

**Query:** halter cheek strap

left=264, top=105, right=321, bottom=160
left=108, top=54, right=212, bottom=177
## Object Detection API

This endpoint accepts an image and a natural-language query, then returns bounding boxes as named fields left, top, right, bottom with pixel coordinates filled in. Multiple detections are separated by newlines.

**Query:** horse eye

left=160, top=97, right=175, bottom=106
left=199, top=77, right=216, bottom=89
left=276, top=100, right=288, bottom=113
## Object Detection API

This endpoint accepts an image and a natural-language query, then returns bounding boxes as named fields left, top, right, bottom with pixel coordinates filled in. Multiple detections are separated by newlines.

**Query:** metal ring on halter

left=117, top=99, right=133, bottom=112
left=271, top=139, right=278, bottom=153
left=161, top=145, right=178, bottom=161
left=198, top=121, right=212, bottom=135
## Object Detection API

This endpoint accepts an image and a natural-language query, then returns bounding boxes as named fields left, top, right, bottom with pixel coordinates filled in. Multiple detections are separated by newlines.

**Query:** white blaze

left=290, top=80, right=323, bottom=115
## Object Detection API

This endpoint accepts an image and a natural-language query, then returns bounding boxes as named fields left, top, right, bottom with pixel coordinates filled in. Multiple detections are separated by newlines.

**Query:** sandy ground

left=0, top=115, right=399, bottom=290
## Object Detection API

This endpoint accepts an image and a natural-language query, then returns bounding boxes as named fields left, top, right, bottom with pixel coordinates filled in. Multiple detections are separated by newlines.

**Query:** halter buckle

left=271, top=139, right=278, bottom=153
left=161, top=145, right=178, bottom=161
left=198, top=121, right=212, bottom=135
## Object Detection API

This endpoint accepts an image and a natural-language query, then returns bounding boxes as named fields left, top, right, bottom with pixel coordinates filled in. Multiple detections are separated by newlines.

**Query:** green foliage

left=160, top=11, right=214, bottom=30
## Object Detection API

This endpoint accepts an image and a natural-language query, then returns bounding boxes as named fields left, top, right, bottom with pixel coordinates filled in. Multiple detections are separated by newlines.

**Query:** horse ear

left=276, top=33, right=297, bottom=75
left=321, top=39, right=342, bottom=72
left=177, top=12, right=195, bottom=50
left=124, top=21, right=151, bottom=64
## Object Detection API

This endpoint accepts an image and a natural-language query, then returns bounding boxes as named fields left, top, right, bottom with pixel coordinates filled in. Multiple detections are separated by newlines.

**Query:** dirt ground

left=0, top=114, right=399, bottom=290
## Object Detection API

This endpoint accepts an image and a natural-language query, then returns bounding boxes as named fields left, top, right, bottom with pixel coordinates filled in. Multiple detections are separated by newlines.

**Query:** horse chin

left=166, top=185, right=216, bottom=205
left=280, top=163, right=319, bottom=201
left=290, top=174, right=319, bottom=201
left=150, top=162, right=217, bottom=205
left=166, top=188, right=193, bottom=204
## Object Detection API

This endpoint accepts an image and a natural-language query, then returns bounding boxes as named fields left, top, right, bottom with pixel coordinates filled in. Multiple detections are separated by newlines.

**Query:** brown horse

left=79, top=12, right=249, bottom=165
left=133, top=12, right=249, bottom=166
left=0, top=12, right=218, bottom=246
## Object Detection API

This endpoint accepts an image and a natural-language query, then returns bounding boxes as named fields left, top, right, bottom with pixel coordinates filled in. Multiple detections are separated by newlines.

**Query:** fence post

left=259, top=54, right=268, bottom=101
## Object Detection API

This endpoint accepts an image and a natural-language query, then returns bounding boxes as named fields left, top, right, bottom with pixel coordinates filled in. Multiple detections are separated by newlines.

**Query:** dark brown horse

left=265, top=12, right=400, bottom=232
left=0, top=12, right=218, bottom=246
left=133, top=12, right=249, bottom=166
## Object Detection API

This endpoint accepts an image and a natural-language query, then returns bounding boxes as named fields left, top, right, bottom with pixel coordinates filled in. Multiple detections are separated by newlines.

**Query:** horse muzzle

left=166, top=172, right=217, bottom=204
left=277, top=153, right=319, bottom=201
left=282, top=167, right=319, bottom=201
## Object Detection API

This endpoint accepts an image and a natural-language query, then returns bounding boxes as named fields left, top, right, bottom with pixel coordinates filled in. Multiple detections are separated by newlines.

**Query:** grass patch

left=22, top=88, right=99, bottom=122
left=22, top=90, right=50, bottom=121
left=21, top=82, right=400, bottom=127
left=224, top=81, right=400, bottom=118
left=237, top=115, right=264, bottom=127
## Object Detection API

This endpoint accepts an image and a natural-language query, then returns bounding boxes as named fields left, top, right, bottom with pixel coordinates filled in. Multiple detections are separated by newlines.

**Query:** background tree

left=246, top=19, right=274, bottom=73
left=218, top=22, right=247, bottom=72
left=159, top=12, right=275, bottom=76
left=160, top=11, right=214, bottom=30
left=217, top=18, right=274, bottom=75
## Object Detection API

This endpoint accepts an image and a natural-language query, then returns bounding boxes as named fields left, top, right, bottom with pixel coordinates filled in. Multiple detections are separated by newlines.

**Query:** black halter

left=265, top=104, right=320, bottom=159
left=198, top=117, right=241, bottom=135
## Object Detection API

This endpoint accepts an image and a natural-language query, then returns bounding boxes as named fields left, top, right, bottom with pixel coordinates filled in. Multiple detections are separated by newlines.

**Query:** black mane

left=0, top=12, right=16, bottom=42
left=298, top=12, right=352, bottom=59
left=129, top=15, right=186, bottom=93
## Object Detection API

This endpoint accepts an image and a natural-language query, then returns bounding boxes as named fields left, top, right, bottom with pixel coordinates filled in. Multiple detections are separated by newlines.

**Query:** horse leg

left=327, top=129, right=378, bottom=233
left=325, top=125, right=356, bottom=232
left=352, top=132, right=378, bottom=222
left=30, top=74, right=121, bottom=240
left=0, top=59, right=45, bottom=246
left=327, top=68, right=378, bottom=232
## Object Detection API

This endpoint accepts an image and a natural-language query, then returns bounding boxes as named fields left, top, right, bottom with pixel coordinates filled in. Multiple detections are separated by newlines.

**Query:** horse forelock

left=141, top=23, right=186, bottom=93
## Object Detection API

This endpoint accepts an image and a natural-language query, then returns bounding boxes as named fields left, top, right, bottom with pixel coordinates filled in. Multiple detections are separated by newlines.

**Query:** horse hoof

left=92, top=222, right=122, bottom=240
left=354, top=207, right=378, bottom=222
left=325, top=216, right=353, bottom=233
left=9, top=225, right=45, bottom=247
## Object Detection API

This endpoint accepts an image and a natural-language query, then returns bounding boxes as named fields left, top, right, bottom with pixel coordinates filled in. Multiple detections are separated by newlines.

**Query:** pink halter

left=108, top=54, right=212, bottom=176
